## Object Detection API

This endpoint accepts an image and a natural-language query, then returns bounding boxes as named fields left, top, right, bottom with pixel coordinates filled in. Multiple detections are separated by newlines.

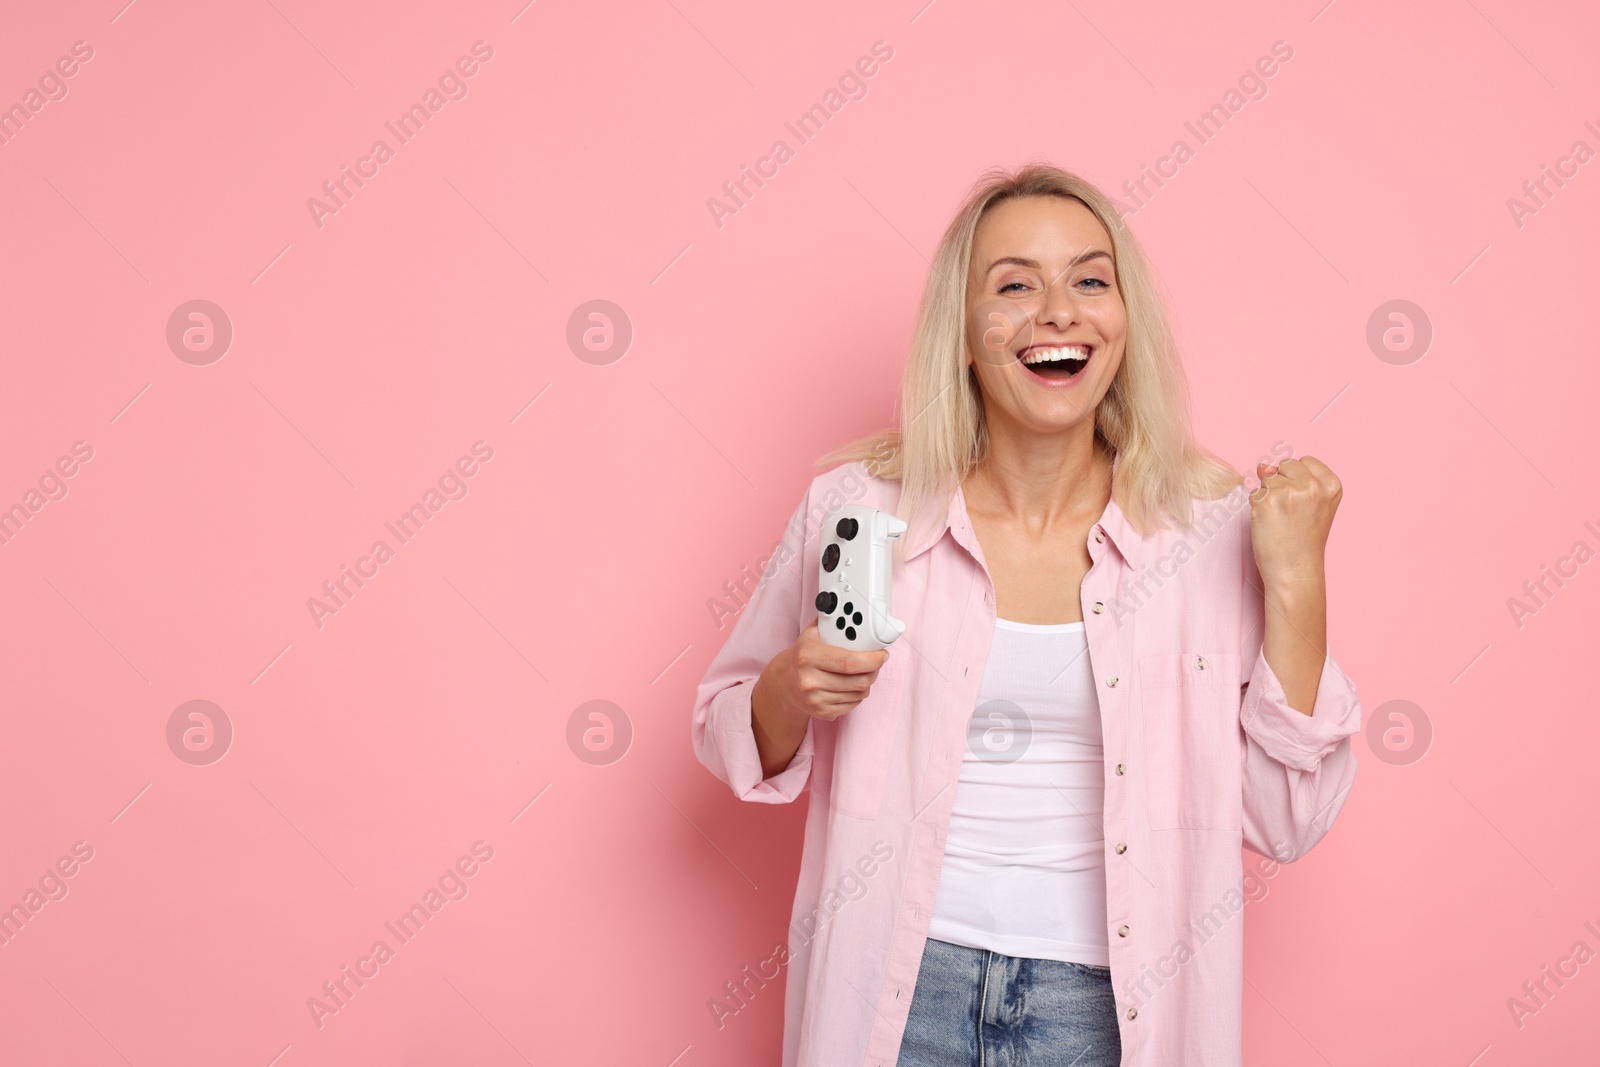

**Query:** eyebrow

left=985, top=249, right=1113, bottom=276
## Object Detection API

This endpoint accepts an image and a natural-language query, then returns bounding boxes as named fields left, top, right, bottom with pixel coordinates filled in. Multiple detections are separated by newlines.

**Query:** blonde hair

left=818, top=161, right=1242, bottom=544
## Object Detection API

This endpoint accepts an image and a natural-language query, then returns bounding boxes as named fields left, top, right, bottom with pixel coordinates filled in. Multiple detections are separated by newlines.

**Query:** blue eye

left=1000, top=277, right=1108, bottom=294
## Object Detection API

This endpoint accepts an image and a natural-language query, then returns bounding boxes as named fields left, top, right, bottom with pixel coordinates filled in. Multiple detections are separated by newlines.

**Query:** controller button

left=845, top=626, right=857, bottom=641
left=852, top=611, right=863, bottom=625
left=843, top=601, right=854, bottom=614
left=822, top=544, right=840, bottom=572
left=815, top=592, right=837, bottom=614
left=836, top=617, right=847, bottom=631
left=836, top=517, right=859, bottom=540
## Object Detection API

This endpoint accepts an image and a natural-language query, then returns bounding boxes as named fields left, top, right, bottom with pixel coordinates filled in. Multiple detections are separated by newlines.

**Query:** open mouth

left=1017, top=343, right=1092, bottom=380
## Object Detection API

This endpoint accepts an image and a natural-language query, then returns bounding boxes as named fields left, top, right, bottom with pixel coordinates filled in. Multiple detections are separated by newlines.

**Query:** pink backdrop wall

left=3, top=0, right=1597, bottom=1063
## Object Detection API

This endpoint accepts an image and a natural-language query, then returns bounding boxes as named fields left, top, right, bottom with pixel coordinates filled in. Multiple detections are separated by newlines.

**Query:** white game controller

left=816, top=505, right=907, bottom=651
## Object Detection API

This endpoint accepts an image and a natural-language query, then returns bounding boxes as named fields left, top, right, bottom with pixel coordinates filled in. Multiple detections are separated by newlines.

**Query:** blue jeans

left=895, top=937, right=1122, bottom=1067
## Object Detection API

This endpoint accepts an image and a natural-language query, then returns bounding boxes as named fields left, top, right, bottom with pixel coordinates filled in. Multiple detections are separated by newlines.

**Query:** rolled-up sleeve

left=1236, top=511, right=1361, bottom=862
left=691, top=492, right=816, bottom=804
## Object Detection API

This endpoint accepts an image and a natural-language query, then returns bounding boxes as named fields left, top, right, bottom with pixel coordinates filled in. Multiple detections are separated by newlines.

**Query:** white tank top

left=925, top=617, right=1110, bottom=966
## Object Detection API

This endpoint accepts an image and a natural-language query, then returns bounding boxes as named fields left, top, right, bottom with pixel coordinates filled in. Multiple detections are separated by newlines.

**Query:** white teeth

left=1020, top=345, right=1091, bottom=365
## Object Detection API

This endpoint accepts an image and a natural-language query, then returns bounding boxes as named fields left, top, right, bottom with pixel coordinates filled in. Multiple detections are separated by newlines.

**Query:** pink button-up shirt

left=692, top=454, right=1361, bottom=1067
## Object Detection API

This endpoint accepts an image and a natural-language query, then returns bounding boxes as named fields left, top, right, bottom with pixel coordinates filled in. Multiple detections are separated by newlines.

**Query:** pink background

left=2, top=0, right=1597, bottom=1063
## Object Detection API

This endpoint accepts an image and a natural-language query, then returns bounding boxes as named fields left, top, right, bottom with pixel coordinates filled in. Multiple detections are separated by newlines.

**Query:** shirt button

left=1114, top=842, right=1127, bottom=854
left=1117, top=924, right=1130, bottom=937
left=1095, top=531, right=1105, bottom=543
left=1115, top=762, right=1126, bottom=775
left=1195, top=656, right=1207, bottom=671
left=1106, top=676, right=1119, bottom=687
left=1127, top=1006, right=1138, bottom=1020
left=1092, top=602, right=1104, bottom=614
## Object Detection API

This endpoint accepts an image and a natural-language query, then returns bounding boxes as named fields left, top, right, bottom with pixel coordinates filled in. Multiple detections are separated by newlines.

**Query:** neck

left=963, top=416, right=1112, bottom=525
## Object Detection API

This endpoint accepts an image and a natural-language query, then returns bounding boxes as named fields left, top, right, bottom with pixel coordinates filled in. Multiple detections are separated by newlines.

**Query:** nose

left=1035, top=267, right=1081, bottom=332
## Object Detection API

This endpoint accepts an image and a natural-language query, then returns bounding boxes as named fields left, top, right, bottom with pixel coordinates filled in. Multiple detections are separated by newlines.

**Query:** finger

left=806, top=666, right=881, bottom=694
left=1251, top=465, right=1285, bottom=500
left=810, top=698, right=865, bottom=721
left=1261, top=471, right=1291, bottom=492
left=799, top=624, right=873, bottom=663
left=814, top=690, right=869, bottom=711
left=1296, top=454, right=1330, bottom=477
left=1254, top=461, right=1287, bottom=495
left=1273, top=457, right=1313, bottom=485
left=1296, top=454, right=1341, bottom=492
left=811, top=644, right=890, bottom=675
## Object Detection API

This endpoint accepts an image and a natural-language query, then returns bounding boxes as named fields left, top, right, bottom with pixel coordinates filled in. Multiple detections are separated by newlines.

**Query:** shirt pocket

left=1138, top=651, right=1242, bottom=831
left=829, top=654, right=908, bottom=821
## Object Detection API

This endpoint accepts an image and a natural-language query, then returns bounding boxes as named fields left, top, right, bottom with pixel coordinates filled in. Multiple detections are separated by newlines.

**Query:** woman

left=691, top=163, right=1360, bottom=1067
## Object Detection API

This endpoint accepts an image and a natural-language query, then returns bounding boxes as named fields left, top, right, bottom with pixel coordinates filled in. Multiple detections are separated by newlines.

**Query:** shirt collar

left=900, top=448, right=1146, bottom=569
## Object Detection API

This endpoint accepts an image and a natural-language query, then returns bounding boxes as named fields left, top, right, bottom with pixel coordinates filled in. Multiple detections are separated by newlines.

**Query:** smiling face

left=964, top=195, right=1128, bottom=436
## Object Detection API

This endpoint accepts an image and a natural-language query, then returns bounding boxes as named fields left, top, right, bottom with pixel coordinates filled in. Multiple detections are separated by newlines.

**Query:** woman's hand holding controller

left=750, top=622, right=889, bottom=779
